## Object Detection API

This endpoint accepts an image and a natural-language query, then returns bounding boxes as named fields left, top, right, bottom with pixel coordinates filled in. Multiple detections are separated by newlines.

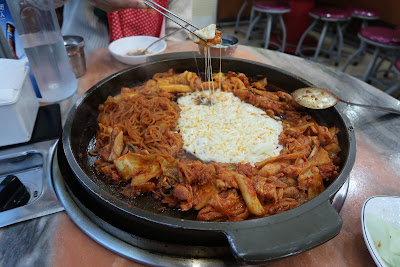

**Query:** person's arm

left=88, top=0, right=147, bottom=12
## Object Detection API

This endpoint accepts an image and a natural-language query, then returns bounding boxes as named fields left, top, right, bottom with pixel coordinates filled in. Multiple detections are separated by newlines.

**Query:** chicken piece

left=259, top=161, right=289, bottom=177
left=251, top=77, right=268, bottom=90
left=196, top=205, right=226, bottom=221
left=318, top=164, right=339, bottom=181
left=158, top=84, right=193, bottom=93
left=113, top=91, right=139, bottom=102
left=192, top=182, right=218, bottom=210
left=236, top=163, right=257, bottom=178
left=253, top=175, right=287, bottom=203
left=234, top=173, right=265, bottom=216
left=255, top=153, right=307, bottom=169
left=100, top=165, right=120, bottom=182
left=154, top=70, right=202, bottom=91
left=197, top=190, right=249, bottom=221
left=282, top=165, right=302, bottom=177
left=297, top=166, right=325, bottom=199
left=114, top=153, right=162, bottom=185
left=120, top=182, right=156, bottom=198
left=178, top=160, right=215, bottom=185
left=213, top=164, right=239, bottom=191
left=173, top=184, right=193, bottom=211
left=308, top=147, right=332, bottom=166
left=282, top=186, right=300, bottom=199
left=283, top=123, right=315, bottom=137
left=108, top=128, right=124, bottom=161
left=173, top=184, right=191, bottom=201
left=317, top=126, right=335, bottom=145
left=265, top=198, right=301, bottom=215
left=324, top=143, right=341, bottom=158
left=158, top=156, right=179, bottom=181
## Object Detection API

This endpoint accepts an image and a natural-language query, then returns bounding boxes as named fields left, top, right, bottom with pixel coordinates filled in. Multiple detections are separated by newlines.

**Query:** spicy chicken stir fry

left=92, top=69, right=341, bottom=222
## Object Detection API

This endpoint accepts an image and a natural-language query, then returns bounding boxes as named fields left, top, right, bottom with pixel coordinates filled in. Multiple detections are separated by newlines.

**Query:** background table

left=1, top=41, right=399, bottom=267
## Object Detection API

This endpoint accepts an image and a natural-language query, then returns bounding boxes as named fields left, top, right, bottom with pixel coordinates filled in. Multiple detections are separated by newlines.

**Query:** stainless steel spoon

left=292, top=87, right=400, bottom=115
left=127, top=27, right=185, bottom=56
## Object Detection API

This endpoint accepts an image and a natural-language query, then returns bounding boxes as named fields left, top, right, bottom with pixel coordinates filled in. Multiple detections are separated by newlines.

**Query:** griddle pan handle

left=146, top=52, right=202, bottom=63
left=225, top=201, right=342, bottom=265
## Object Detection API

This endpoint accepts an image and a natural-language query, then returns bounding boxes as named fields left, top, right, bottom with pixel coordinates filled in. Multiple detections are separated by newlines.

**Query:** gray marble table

left=1, top=42, right=399, bottom=267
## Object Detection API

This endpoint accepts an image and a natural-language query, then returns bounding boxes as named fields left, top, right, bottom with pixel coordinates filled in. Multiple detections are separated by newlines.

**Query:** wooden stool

left=244, top=1, right=291, bottom=52
left=342, top=26, right=400, bottom=88
left=295, top=7, right=351, bottom=65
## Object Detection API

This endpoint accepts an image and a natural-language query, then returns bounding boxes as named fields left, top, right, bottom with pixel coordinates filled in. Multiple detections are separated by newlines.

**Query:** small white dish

left=108, top=36, right=167, bottom=65
left=361, top=195, right=400, bottom=267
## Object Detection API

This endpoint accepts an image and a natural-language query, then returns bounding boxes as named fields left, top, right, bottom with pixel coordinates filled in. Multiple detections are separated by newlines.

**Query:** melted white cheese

left=189, top=24, right=216, bottom=44
left=177, top=90, right=283, bottom=165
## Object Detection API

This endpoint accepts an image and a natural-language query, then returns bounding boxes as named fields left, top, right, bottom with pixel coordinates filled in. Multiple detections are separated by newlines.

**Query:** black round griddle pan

left=61, top=52, right=356, bottom=264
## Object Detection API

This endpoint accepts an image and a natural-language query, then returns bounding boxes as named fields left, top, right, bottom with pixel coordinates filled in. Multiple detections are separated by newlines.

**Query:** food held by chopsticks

left=189, top=24, right=222, bottom=47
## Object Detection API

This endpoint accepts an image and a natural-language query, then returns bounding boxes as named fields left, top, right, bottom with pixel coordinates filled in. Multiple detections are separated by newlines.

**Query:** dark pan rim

left=62, top=55, right=356, bottom=232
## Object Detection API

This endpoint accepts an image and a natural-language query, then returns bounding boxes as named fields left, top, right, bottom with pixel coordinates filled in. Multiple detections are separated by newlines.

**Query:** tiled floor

left=219, top=24, right=400, bottom=98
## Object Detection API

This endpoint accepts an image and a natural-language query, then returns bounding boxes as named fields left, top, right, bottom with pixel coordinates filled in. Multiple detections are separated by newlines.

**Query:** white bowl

left=361, top=196, right=400, bottom=267
left=108, top=36, right=167, bottom=65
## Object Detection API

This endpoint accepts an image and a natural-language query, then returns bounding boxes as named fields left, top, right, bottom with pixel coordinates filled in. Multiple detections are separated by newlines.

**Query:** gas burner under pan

left=52, top=145, right=237, bottom=266
left=52, top=142, right=349, bottom=266
left=0, top=140, right=64, bottom=228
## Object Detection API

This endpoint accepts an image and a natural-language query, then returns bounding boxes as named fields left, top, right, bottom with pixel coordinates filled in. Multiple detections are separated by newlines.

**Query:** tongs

left=141, top=0, right=207, bottom=42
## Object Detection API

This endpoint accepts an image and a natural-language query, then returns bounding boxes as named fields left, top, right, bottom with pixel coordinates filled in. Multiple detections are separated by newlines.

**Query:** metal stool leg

left=296, top=19, right=318, bottom=56
left=325, top=20, right=348, bottom=64
left=327, top=30, right=337, bottom=58
left=354, top=20, right=369, bottom=65
left=263, top=14, right=273, bottom=49
left=245, top=9, right=260, bottom=45
left=383, top=56, right=395, bottom=78
left=385, top=62, right=400, bottom=95
left=370, top=53, right=398, bottom=88
left=362, top=47, right=380, bottom=82
left=248, top=6, right=256, bottom=30
left=385, top=83, right=400, bottom=95
left=234, top=0, right=249, bottom=34
left=372, top=53, right=389, bottom=78
left=313, top=21, right=329, bottom=61
left=388, top=57, right=398, bottom=86
left=335, top=21, right=344, bottom=66
left=279, top=14, right=287, bottom=52
left=342, top=40, right=366, bottom=72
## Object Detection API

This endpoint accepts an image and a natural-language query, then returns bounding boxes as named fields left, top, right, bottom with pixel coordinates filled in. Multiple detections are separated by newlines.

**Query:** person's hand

left=88, top=0, right=147, bottom=12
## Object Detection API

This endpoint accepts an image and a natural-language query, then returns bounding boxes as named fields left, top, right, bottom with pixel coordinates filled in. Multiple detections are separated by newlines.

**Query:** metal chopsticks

left=141, top=0, right=207, bottom=42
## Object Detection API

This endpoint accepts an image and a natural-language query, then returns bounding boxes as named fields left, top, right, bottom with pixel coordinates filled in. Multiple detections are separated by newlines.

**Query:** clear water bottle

left=6, top=0, right=77, bottom=103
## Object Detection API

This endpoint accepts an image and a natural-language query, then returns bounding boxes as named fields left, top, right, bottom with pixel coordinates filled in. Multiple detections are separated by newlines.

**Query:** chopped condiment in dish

left=126, top=49, right=152, bottom=56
